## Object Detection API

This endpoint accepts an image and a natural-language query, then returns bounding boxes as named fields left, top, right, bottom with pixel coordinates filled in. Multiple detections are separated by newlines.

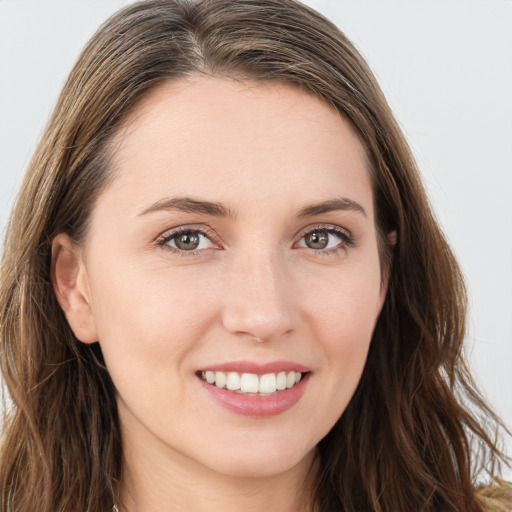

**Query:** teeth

left=226, top=372, right=241, bottom=391
left=276, top=371, right=287, bottom=391
left=201, top=370, right=304, bottom=394
left=286, top=371, right=296, bottom=388
left=241, top=373, right=259, bottom=393
left=214, top=371, right=226, bottom=389
left=259, top=373, right=276, bottom=393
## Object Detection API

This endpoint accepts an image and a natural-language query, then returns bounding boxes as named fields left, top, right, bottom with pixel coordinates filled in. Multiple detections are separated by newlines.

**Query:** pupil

left=305, top=231, right=328, bottom=249
left=175, top=232, right=200, bottom=250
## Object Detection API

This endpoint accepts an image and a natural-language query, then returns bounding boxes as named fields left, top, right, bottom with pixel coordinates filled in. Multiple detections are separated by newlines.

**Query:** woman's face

left=63, top=77, right=387, bottom=479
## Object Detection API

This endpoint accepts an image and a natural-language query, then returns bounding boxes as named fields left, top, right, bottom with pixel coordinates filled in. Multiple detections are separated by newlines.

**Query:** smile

left=200, top=370, right=303, bottom=395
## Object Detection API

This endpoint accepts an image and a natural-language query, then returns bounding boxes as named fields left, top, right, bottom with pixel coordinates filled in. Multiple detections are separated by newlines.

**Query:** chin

left=201, top=440, right=315, bottom=479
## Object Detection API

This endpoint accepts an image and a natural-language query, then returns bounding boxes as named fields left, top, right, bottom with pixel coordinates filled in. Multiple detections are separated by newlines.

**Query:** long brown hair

left=0, top=1, right=509, bottom=511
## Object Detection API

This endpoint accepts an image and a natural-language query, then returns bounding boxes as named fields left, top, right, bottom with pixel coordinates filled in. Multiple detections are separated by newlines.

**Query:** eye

left=296, top=226, right=353, bottom=252
left=158, top=227, right=217, bottom=253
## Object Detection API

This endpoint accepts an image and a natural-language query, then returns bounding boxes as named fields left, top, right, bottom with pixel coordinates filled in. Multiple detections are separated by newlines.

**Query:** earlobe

left=51, top=233, right=98, bottom=344
left=387, top=230, right=397, bottom=248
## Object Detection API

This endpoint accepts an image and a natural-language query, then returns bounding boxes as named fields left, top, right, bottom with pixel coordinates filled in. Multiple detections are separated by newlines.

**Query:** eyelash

left=157, top=225, right=221, bottom=257
left=296, top=224, right=356, bottom=256
left=156, top=224, right=355, bottom=257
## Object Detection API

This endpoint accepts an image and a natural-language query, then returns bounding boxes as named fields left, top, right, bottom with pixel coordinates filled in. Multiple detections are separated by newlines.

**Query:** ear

left=51, top=233, right=98, bottom=344
left=378, top=229, right=397, bottom=310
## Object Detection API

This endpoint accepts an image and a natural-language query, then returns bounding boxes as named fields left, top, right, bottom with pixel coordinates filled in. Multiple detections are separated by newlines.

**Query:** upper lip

left=198, top=360, right=310, bottom=375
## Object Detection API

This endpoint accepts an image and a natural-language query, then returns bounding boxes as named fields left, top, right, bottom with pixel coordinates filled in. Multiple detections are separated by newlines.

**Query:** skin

left=52, top=77, right=389, bottom=512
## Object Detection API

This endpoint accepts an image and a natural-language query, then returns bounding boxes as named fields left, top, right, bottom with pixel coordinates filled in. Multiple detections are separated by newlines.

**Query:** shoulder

left=477, top=481, right=512, bottom=512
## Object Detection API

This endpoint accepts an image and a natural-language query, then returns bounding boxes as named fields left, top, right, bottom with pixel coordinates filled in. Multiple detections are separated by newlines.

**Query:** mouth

left=198, top=370, right=306, bottom=396
left=196, top=361, right=312, bottom=416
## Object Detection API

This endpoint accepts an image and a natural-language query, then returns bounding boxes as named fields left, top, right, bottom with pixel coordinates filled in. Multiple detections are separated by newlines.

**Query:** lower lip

left=198, top=373, right=311, bottom=417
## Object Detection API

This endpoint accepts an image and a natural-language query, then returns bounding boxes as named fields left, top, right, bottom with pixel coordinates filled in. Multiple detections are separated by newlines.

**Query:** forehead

left=105, top=76, right=372, bottom=219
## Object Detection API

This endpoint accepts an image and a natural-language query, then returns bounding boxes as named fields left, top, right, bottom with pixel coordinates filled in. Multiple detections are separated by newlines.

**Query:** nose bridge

left=221, top=245, right=295, bottom=341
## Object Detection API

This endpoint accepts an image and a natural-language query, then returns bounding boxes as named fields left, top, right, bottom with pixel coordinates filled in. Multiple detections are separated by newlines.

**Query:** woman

left=0, top=0, right=510, bottom=511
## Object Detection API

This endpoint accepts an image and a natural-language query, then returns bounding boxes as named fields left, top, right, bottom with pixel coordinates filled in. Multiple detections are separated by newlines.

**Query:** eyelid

left=155, top=222, right=355, bottom=256
left=156, top=224, right=222, bottom=254
left=293, top=223, right=355, bottom=251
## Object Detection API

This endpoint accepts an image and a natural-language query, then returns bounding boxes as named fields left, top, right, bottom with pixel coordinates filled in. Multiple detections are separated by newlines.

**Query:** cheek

left=298, top=260, right=381, bottom=418
left=301, top=256, right=383, bottom=342
left=314, top=282, right=377, bottom=380
left=86, top=260, right=220, bottom=393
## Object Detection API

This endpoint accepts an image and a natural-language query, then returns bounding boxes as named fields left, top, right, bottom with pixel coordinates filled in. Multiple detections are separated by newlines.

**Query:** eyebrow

left=138, top=196, right=233, bottom=217
left=138, top=195, right=367, bottom=219
left=296, top=197, right=367, bottom=218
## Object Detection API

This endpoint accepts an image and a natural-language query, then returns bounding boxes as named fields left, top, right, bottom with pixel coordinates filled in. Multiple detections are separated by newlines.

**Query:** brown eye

left=304, top=230, right=330, bottom=249
left=174, top=232, right=200, bottom=250
left=162, top=229, right=215, bottom=252
left=296, top=227, right=349, bottom=252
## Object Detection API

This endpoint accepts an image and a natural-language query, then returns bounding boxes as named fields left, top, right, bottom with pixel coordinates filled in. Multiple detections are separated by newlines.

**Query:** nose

left=221, top=250, right=297, bottom=342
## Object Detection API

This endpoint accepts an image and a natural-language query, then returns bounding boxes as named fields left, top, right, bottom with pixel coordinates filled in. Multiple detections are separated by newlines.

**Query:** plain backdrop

left=1, top=0, right=511, bottom=478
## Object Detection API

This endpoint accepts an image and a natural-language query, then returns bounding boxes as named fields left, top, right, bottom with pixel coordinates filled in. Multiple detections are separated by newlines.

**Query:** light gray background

left=1, top=0, right=511, bottom=478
